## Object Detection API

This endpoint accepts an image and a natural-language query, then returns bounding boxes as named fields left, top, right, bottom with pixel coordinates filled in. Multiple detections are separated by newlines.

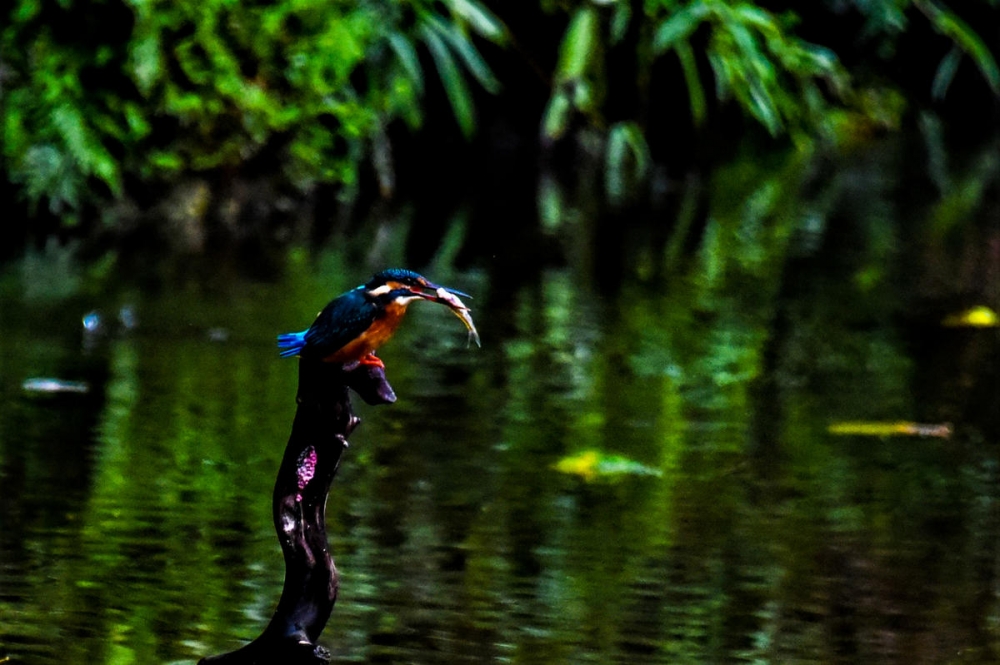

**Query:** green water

left=1, top=140, right=999, bottom=664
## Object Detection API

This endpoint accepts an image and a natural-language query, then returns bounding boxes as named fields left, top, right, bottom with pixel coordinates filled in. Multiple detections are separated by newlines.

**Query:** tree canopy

left=1, top=0, right=997, bottom=228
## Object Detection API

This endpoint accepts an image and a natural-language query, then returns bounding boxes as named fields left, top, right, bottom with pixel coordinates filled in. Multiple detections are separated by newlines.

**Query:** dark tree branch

left=200, top=361, right=395, bottom=664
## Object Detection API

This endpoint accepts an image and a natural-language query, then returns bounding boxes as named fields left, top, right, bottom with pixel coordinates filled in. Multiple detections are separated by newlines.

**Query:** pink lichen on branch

left=296, top=446, right=318, bottom=502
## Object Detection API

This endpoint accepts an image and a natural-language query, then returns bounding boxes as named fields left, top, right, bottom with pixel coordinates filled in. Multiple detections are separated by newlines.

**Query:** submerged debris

left=22, top=377, right=90, bottom=394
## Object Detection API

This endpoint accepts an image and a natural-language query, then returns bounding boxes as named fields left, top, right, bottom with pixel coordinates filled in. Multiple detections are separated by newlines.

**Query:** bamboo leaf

left=610, top=2, right=631, bottom=45
left=932, top=45, right=963, bottom=100
left=387, top=32, right=425, bottom=94
left=800, top=44, right=849, bottom=95
left=745, top=78, right=782, bottom=135
left=605, top=121, right=651, bottom=205
left=916, top=0, right=1000, bottom=95
left=675, top=39, right=706, bottom=126
left=130, top=31, right=162, bottom=96
left=556, top=7, right=599, bottom=82
left=718, top=22, right=782, bottom=133
left=444, top=0, right=508, bottom=43
left=652, top=4, right=709, bottom=54
left=541, top=90, right=572, bottom=141
left=421, top=24, right=476, bottom=138
left=426, top=14, right=501, bottom=94
left=706, top=49, right=732, bottom=100
left=731, top=3, right=776, bottom=32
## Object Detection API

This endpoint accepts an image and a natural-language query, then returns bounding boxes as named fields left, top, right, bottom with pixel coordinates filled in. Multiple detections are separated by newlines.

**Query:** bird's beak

left=422, top=281, right=471, bottom=300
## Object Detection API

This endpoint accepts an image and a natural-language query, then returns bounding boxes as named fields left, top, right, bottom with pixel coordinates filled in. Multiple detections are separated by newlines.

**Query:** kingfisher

left=277, top=268, right=478, bottom=369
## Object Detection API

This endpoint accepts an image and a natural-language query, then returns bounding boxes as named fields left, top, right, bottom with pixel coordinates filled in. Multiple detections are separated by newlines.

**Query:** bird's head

left=364, top=268, right=480, bottom=347
left=364, top=268, right=470, bottom=303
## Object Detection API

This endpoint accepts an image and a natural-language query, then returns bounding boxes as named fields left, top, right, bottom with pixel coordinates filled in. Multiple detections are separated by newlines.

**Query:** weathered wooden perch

left=200, top=360, right=396, bottom=664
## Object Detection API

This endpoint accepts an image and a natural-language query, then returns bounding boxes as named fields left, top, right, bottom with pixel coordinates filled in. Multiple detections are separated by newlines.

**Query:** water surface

left=1, top=138, right=998, bottom=664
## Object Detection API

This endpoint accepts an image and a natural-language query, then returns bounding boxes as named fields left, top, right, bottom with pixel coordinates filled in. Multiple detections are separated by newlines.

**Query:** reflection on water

left=1, top=137, right=998, bottom=664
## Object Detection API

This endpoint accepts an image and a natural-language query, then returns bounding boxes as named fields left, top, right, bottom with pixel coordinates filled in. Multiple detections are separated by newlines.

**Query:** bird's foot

left=357, top=352, right=385, bottom=369
left=360, top=352, right=385, bottom=368
left=341, top=353, right=383, bottom=371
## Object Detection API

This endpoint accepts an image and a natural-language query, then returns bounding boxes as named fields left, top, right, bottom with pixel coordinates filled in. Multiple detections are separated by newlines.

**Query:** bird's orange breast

left=323, top=301, right=408, bottom=363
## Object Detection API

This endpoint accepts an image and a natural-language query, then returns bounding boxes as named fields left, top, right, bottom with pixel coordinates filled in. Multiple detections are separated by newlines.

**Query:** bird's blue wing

left=278, top=290, right=375, bottom=359
left=296, top=289, right=378, bottom=359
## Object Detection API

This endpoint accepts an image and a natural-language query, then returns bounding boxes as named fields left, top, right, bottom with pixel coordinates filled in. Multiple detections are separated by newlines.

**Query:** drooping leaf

left=426, top=13, right=501, bottom=94
left=610, top=2, right=631, bottom=45
left=605, top=121, right=651, bottom=205
left=387, top=31, right=425, bottom=94
left=444, top=0, right=508, bottom=43
left=731, top=3, right=777, bottom=33
left=706, top=49, right=732, bottom=101
left=932, top=45, right=963, bottom=100
left=541, top=89, right=573, bottom=141
left=675, top=39, right=706, bottom=126
left=556, top=6, right=599, bottom=82
left=652, top=4, right=710, bottom=54
left=916, top=0, right=1000, bottom=95
left=130, top=31, right=163, bottom=96
left=421, top=24, right=476, bottom=138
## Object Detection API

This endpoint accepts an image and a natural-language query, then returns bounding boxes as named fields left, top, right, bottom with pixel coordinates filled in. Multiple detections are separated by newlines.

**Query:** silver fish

left=434, top=287, right=481, bottom=348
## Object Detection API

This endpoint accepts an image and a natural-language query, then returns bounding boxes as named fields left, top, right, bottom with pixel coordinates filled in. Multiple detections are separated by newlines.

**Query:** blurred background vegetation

left=1, top=0, right=997, bottom=251
left=2, top=2, right=999, bottom=662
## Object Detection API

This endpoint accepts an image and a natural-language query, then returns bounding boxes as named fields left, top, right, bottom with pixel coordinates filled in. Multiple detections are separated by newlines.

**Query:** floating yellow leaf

left=942, top=306, right=998, bottom=328
left=827, top=421, right=952, bottom=438
left=554, top=450, right=663, bottom=481
left=554, top=450, right=600, bottom=481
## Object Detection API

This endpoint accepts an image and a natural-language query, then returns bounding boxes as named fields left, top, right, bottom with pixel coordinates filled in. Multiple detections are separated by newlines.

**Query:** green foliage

left=541, top=0, right=851, bottom=147
left=605, top=121, right=651, bottom=205
left=2, top=0, right=998, bottom=224
left=540, top=0, right=998, bottom=180
left=650, top=1, right=850, bottom=138
left=0, top=0, right=504, bottom=217
left=1, top=18, right=124, bottom=221
left=542, top=6, right=604, bottom=140
left=913, top=0, right=1000, bottom=97
left=841, top=0, right=1000, bottom=98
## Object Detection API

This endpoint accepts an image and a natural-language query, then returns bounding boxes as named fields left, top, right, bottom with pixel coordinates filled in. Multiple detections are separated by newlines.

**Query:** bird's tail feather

left=276, top=331, right=307, bottom=358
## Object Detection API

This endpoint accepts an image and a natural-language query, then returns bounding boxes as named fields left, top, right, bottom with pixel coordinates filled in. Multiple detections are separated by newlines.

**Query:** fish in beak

left=411, top=281, right=480, bottom=348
